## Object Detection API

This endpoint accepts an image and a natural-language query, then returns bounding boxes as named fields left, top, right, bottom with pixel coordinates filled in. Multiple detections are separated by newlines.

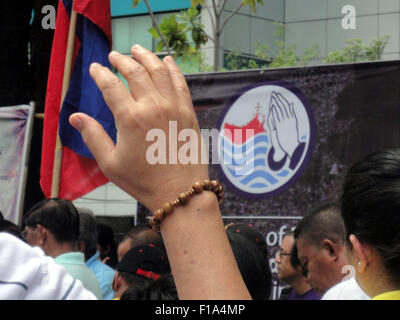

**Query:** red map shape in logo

left=224, top=110, right=266, bottom=144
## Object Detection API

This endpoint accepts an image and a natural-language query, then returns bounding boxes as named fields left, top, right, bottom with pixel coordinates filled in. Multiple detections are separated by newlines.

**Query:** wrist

left=160, top=189, right=221, bottom=233
left=130, top=165, right=209, bottom=213
left=150, top=179, right=223, bottom=231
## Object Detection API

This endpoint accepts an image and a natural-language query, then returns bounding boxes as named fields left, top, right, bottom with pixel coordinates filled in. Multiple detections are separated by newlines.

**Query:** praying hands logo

left=267, top=91, right=305, bottom=172
left=218, top=82, right=315, bottom=198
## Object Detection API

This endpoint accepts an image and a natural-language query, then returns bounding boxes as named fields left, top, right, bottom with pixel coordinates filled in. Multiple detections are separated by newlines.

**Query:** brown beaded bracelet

left=148, top=179, right=224, bottom=232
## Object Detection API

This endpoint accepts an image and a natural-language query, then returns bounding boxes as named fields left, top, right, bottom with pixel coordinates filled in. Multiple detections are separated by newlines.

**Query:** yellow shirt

left=373, top=290, right=400, bottom=300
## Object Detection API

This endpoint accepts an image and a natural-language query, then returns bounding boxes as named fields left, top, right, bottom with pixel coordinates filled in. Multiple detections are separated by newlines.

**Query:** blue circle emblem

left=217, top=81, right=315, bottom=198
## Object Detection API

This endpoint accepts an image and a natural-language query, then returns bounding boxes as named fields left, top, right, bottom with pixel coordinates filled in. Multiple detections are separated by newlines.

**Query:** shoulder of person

left=321, top=277, right=370, bottom=300
left=0, top=233, right=97, bottom=300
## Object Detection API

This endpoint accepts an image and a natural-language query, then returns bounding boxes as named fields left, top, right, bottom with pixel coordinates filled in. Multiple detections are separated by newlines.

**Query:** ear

left=112, top=272, right=121, bottom=292
left=349, top=234, right=372, bottom=273
left=322, top=239, right=340, bottom=261
left=36, top=225, right=48, bottom=246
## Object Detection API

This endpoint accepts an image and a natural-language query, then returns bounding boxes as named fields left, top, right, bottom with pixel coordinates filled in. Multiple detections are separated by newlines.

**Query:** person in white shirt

left=322, top=277, right=370, bottom=300
left=0, top=232, right=97, bottom=300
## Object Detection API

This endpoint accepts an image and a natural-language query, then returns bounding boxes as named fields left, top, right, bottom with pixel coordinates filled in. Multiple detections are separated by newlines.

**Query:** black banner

left=181, top=60, right=400, bottom=298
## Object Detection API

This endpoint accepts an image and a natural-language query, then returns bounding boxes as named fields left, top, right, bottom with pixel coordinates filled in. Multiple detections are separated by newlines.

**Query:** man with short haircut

left=117, top=224, right=165, bottom=262
left=276, top=233, right=320, bottom=300
left=294, top=201, right=369, bottom=299
left=23, top=198, right=102, bottom=299
left=77, top=208, right=115, bottom=300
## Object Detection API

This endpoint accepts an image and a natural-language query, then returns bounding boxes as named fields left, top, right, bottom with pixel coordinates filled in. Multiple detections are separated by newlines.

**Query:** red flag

left=41, top=0, right=114, bottom=200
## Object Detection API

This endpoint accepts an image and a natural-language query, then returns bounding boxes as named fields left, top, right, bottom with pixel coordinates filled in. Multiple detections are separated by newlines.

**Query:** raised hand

left=69, top=46, right=208, bottom=213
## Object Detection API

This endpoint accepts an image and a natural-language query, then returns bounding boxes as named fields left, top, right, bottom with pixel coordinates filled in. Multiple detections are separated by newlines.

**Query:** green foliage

left=225, top=50, right=267, bottom=70
left=224, top=22, right=319, bottom=71
left=191, top=0, right=204, bottom=7
left=224, top=50, right=246, bottom=70
left=325, top=35, right=390, bottom=63
left=242, top=0, right=264, bottom=13
left=191, top=0, right=263, bottom=11
left=179, top=51, right=213, bottom=74
left=134, top=0, right=264, bottom=71
left=149, top=15, right=193, bottom=58
left=147, top=7, right=207, bottom=59
left=177, top=8, right=208, bottom=50
left=132, top=0, right=141, bottom=8
left=263, top=22, right=319, bottom=68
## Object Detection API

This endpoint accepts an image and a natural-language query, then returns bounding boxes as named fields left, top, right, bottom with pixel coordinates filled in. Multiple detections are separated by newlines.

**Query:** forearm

left=160, top=191, right=251, bottom=300
left=70, top=46, right=252, bottom=300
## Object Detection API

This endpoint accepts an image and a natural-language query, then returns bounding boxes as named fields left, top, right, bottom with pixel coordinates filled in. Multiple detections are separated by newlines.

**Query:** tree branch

left=211, top=0, right=218, bottom=17
left=217, top=0, right=228, bottom=17
left=204, top=1, right=216, bottom=36
left=207, top=34, right=215, bottom=43
left=143, top=0, right=171, bottom=55
left=219, top=2, right=242, bottom=34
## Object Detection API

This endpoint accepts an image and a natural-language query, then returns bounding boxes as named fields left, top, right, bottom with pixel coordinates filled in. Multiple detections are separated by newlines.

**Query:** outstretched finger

left=89, top=63, right=136, bottom=124
left=69, top=113, right=116, bottom=175
left=108, top=51, right=158, bottom=102
left=164, top=56, right=193, bottom=109
left=131, top=45, right=176, bottom=100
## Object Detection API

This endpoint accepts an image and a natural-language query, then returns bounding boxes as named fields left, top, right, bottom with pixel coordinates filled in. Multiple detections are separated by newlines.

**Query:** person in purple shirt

left=276, top=233, right=320, bottom=300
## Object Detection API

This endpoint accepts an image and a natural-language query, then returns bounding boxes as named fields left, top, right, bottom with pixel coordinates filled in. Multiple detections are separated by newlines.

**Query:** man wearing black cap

left=113, top=244, right=171, bottom=299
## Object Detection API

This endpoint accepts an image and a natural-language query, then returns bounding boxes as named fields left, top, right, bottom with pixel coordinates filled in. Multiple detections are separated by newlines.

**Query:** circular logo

left=217, top=81, right=315, bottom=198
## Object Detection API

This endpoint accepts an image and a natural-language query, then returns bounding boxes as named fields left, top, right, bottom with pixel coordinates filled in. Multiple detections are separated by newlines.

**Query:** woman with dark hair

left=341, top=147, right=400, bottom=300
left=120, top=274, right=178, bottom=300
left=226, top=231, right=272, bottom=300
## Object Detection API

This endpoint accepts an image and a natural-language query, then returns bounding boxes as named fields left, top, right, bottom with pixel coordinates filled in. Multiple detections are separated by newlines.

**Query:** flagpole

left=50, top=5, right=78, bottom=198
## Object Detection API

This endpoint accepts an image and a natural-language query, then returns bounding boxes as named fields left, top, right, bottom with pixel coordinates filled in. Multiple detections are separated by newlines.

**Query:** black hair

left=122, top=224, right=166, bottom=253
left=341, top=147, right=400, bottom=285
left=0, top=211, right=5, bottom=231
left=96, top=223, right=118, bottom=269
left=120, top=274, right=178, bottom=300
left=24, top=198, right=80, bottom=243
left=2, top=220, right=23, bottom=240
left=225, top=223, right=270, bottom=260
left=294, top=201, right=344, bottom=247
left=0, top=211, right=23, bottom=240
left=77, top=208, right=97, bottom=260
left=119, top=272, right=152, bottom=289
left=290, top=243, right=307, bottom=277
left=227, top=231, right=272, bottom=300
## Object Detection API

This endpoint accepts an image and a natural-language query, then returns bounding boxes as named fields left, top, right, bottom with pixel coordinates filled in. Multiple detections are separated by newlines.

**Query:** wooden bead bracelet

left=149, top=179, right=224, bottom=232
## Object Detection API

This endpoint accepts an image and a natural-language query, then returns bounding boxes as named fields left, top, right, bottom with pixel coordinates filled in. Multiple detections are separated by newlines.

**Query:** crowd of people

left=0, top=45, right=400, bottom=300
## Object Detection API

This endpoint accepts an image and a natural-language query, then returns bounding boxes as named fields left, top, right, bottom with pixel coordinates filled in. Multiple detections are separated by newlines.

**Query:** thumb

left=69, top=113, right=116, bottom=171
